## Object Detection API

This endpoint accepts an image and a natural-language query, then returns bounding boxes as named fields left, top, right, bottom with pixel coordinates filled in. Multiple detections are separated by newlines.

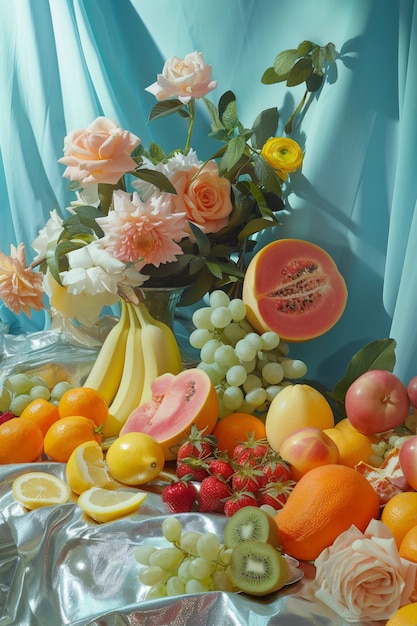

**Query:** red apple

left=407, top=376, right=417, bottom=409
left=345, top=369, right=410, bottom=434
left=279, top=426, right=339, bottom=481
left=399, top=435, right=417, bottom=490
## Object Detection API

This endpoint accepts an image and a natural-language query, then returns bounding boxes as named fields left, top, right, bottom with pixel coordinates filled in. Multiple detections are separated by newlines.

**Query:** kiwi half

left=229, top=539, right=289, bottom=596
left=223, top=506, right=281, bottom=550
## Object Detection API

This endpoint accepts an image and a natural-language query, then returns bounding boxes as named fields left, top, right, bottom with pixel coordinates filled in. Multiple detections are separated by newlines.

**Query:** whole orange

left=58, top=387, right=108, bottom=428
left=19, top=398, right=60, bottom=437
left=0, top=418, right=44, bottom=464
left=274, top=464, right=380, bottom=561
left=211, top=412, right=266, bottom=457
left=381, top=492, right=417, bottom=548
left=44, top=415, right=103, bottom=463
left=399, top=524, right=417, bottom=563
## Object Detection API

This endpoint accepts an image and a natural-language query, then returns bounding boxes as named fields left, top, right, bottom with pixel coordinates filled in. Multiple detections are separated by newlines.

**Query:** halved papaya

left=242, top=239, right=347, bottom=342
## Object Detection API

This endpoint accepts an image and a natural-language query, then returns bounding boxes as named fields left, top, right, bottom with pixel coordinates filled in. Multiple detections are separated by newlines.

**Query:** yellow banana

left=133, top=301, right=182, bottom=405
left=104, top=302, right=145, bottom=438
left=83, top=299, right=129, bottom=405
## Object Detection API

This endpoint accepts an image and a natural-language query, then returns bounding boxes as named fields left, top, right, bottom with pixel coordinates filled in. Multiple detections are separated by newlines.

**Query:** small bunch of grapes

left=134, top=517, right=235, bottom=599
left=0, top=372, right=72, bottom=416
left=189, top=290, right=307, bottom=415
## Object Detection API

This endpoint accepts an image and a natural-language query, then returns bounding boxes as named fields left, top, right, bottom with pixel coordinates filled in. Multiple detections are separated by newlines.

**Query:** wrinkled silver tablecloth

left=0, top=463, right=384, bottom=626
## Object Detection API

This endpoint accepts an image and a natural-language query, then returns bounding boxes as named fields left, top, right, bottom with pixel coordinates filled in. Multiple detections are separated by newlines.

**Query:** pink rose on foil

left=58, top=116, right=140, bottom=185
left=145, top=51, right=217, bottom=104
left=314, top=519, right=417, bottom=623
left=170, top=161, right=233, bottom=234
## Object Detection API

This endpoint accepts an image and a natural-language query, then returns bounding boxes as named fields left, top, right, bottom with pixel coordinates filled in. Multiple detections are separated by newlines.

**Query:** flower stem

left=184, top=99, right=195, bottom=155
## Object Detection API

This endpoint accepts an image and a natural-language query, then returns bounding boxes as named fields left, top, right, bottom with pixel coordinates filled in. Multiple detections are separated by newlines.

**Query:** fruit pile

left=134, top=506, right=293, bottom=599
left=161, top=423, right=295, bottom=516
left=0, top=370, right=72, bottom=418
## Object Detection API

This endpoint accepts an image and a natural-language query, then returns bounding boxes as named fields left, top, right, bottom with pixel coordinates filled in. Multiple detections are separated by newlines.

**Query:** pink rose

left=58, top=116, right=141, bottom=185
left=145, top=51, right=217, bottom=104
left=314, top=519, right=417, bottom=623
left=170, top=161, right=233, bottom=234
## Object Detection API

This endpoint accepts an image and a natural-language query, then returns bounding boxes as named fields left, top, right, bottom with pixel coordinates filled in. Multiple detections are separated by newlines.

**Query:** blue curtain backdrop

left=0, top=0, right=416, bottom=390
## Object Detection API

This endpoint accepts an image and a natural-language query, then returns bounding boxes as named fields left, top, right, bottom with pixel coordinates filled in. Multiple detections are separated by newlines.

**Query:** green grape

left=225, top=365, right=247, bottom=387
left=218, top=547, right=233, bottom=566
left=212, top=570, right=234, bottom=592
left=149, top=547, right=184, bottom=570
left=209, top=289, right=230, bottom=308
left=179, top=531, right=202, bottom=556
left=29, top=385, right=51, bottom=401
left=4, top=373, right=32, bottom=394
left=200, top=339, right=222, bottom=364
left=9, top=394, right=32, bottom=416
left=189, top=557, right=213, bottom=580
left=145, top=583, right=167, bottom=600
left=214, top=344, right=236, bottom=369
left=210, top=306, right=233, bottom=329
left=261, top=331, right=281, bottom=351
left=30, top=376, right=50, bottom=389
left=185, top=579, right=210, bottom=594
left=192, top=307, right=214, bottom=330
left=223, top=386, right=244, bottom=411
left=178, top=558, right=194, bottom=583
left=0, top=386, right=11, bottom=412
left=243, top=373, right=263, bottom=393
left=228, top=298, right=246, bottom=321
left=265, top=385, right=283, bottom=402
left=240, top=357, right=257, bottom=374
left=222, top=322, right=246, bottom=345
left=197, top=362, right=223, bottom=385
left=245, top=332, right=263, bottom=352
left=196, top=532, right=220, bottom=561
left=138, top=565, right=167, bottom=586
left=161, top=517, right=183, bottom=544
left=134, top=545, right=158, bottom=565
left=166, top=575, right=186, bottom=596
left=50, top=381, right=72, bottom=401
left=262, top=362, right=285, bottom=385
left=234, top=339, right=257, bottom=362
left=245, top=387, right=267, bottom=407
left=189, top=328, right=212, bottom=349
left=281, top=358, right=307, bottom=379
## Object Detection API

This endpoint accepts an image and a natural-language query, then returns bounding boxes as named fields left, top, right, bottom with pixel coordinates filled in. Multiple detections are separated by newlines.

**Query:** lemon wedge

left=12, top=472, right=70, bottom=510
left=66, top=440, right=115, bottom=495
left=77, top=487, right=147, bottom=523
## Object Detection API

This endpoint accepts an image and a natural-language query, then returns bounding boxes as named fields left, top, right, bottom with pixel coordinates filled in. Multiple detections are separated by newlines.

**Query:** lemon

left=105, top=432, right=165, bottom=486
left=77, top=487, right=147, bottom=523
left=66, top=441, right=115, bottom=495
left=12, top=472, right=70, bottom=510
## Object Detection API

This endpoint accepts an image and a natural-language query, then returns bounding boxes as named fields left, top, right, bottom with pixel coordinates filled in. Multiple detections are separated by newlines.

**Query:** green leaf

left=251, top=107, right=278, bottom=150
left=45, top=239, right=85, bottom=284
left=238, top=217, right=279, bottom=240
left=130, top=168, right=177, bottom=194
left=218, top=91, right=238, bottom=130
left=188, top=222, right=211, bottom=257
left=286, top=56, right=313, bottom=87
left=297, top=40, right=315, bottom=56
left=330, top=338, right=397, bottom=403
left=306, top=71, right=324, bottom=93
left=312, top=46, right=327, bottom=72
left=261, top=66, right=282, bottom=85
left=203, top=96, right=225, bottom=134
left=148, top=142, right=166, bottom=163
left=148, top=99, right=186, bottom=121
left=252, top=153, right=283, bottom=196
left=273, top=49, right=298, bottom=80
left=219, top=136, right=247, bottom=173
left=68, top=205, right=105, bottom=237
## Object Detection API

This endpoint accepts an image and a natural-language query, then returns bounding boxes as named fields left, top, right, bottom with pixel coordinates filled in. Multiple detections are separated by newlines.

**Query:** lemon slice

left=77, top=487, right=147, bottom=523
left=12, top=472, right=70, bottom=510
left=66, top=440, right=115, bottom=495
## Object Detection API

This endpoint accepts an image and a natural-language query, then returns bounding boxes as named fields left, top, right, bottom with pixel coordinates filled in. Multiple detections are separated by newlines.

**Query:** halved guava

left=242, top=239, right=347, bottom=342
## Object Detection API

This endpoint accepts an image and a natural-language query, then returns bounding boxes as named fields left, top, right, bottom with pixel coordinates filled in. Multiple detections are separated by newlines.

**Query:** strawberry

left=207, top=458, right=234, bottom=482
left=197, top=475, right=232, bottom=513
left=257, top=480, right=296, bottom=511
left=176, top=425, right=216, bottom=462
left=162, top=479, right=197, bottom=514
left=231, top=464, right=264, bottom=495
left=232, top=436, right=269, bottom=464
left=176, top=457, right=209, bottom=482
left=0, top=411, right=16, bottom=426
left=224, top=491, right=258, bottom=517
left=262, top=457, right=292, bottom=484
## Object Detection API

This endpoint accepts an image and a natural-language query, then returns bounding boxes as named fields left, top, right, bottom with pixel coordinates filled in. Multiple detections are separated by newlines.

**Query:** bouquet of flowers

left=0, top=41, right=337, bottom=327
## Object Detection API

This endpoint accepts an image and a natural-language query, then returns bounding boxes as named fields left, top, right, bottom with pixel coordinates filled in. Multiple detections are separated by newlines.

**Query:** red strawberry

left=231, top=464, right=264, bottom=495
left=197, top=475, right=232, bottom=513
left=162, top=479, right=197, bottom=514
left=176, top=425, right=216, bottom=462
left=262, top=457, right=292, bottom=484
left=233, top=437, right=269, bottom=464
left=176, top=457, right=209, bottom=482
left=207, top=458, right=234, bottom=482
left=224, top=491, right=258, bottom=517
left=257, top=480, right=296, bottom=511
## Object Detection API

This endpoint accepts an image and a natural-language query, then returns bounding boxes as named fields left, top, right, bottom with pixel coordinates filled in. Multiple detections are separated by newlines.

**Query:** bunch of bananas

left=84, top=296, right=183, bottom=438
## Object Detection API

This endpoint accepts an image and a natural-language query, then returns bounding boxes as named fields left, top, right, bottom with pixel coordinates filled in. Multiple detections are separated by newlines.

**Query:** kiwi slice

left=223, top=506, right=281, bottom=549
left=229, top=539, right=289, bottom=596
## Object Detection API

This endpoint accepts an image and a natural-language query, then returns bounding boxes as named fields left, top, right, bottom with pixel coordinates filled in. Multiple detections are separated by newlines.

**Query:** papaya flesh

left=120, top=368, right=219, bottom=460
left=242, top=238, right=347, bottom=342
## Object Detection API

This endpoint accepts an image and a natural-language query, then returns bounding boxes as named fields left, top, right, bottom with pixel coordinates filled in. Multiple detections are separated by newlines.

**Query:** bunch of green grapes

left=134, top=517, right=235, bottom=599
left=0, top=372, right=72, bottom=416
left=189, top=290, right=307, bottom=416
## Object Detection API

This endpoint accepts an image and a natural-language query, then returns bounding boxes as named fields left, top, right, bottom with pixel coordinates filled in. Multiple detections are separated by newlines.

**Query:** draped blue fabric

left=0, top=0, right=415, bottom=389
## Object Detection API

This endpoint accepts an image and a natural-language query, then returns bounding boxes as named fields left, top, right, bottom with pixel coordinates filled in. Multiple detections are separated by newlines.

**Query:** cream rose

left=261, top=136, right=303, bottom=181
left=58, top=116, right=141, bottom=185
left=314, top=519, right=417, bottom=623
left=145, top=51, right=217, bottom=104
left=170, top=161, right=233, bottom=234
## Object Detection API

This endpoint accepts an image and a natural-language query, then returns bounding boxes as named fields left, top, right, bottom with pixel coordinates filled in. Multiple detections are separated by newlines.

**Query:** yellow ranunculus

left=261, top=137, right=304, bottom=181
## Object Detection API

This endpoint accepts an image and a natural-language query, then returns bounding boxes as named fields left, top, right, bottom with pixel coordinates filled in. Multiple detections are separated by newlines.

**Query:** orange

left=385, top=602, right=417, bottom=626
left=274, top=464, right=380, bottom=561
left=211, top=412, right=266, bottom=457
left=381, top=492, right=417, bottom=548
left=324, top=418, right=374, bottom=468
left=44, top=415, right=103, bottom=463
left=0, top=418, right=44, bottom=464
left=19, top=398, right=60, bottom=436
left=399, top=524, right=417, bottom=563
left=58, top=387, right=108, bottom=427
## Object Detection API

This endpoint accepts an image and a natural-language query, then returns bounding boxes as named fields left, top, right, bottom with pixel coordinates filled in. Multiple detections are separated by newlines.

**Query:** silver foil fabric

left=0, top=463, right=384, bottom=626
